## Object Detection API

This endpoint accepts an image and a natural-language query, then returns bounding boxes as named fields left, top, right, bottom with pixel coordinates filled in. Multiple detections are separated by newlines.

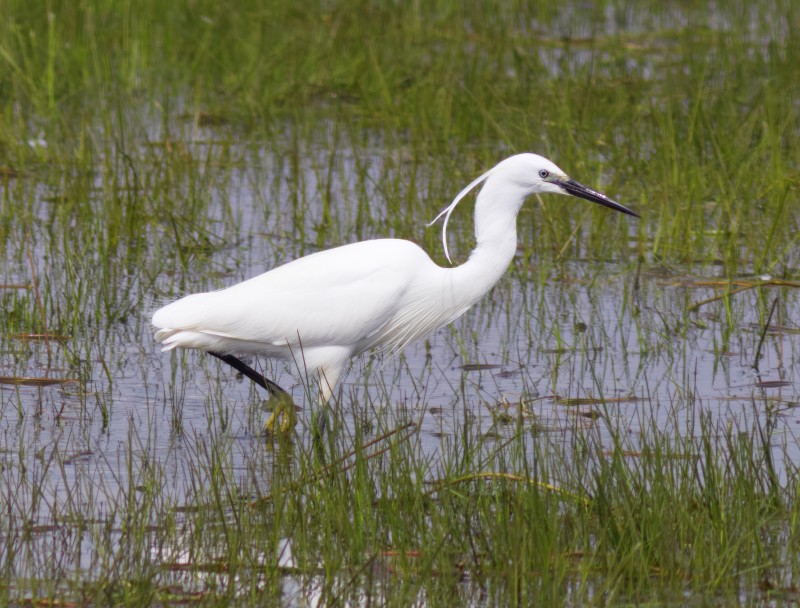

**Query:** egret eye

left=539, top=169, right=549, bottom=179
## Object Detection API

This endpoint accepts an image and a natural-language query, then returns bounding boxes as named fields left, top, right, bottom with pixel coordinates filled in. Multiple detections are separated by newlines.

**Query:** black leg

left=312, top=407, right=328, bottom=463
left=208, top=351, right=288, bottom=398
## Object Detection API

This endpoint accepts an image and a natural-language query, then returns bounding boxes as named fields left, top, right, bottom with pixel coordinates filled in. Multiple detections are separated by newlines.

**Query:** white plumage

left=153, top=153, right=637, bottom=404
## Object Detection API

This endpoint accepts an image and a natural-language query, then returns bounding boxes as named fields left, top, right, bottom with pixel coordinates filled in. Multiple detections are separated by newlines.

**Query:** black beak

left=557, top=178, right=639, bottom=218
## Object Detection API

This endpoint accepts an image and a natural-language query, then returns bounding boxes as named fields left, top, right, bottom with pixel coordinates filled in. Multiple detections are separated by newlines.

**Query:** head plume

left=427, top=165, right=497, bottom=264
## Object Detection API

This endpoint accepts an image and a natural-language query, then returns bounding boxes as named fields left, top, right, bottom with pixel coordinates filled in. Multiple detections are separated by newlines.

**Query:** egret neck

left=450, top=176, right=529, bottom=307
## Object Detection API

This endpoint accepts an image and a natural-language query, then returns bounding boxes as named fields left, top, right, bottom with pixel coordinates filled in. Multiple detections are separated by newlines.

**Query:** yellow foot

left=264, top=392, right=297, bottom=435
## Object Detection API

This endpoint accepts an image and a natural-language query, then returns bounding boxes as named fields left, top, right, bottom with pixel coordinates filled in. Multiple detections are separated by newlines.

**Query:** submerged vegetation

left=1, top=0, right=799, bottom=604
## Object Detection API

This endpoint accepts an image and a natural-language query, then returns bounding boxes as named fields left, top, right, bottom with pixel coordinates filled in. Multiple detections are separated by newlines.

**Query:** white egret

left=153, top=153, right=638, bottom=432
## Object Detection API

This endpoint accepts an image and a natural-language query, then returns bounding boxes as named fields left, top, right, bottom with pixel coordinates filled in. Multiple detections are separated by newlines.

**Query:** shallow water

left=2, top=137, right=799, bottom=580
left=1, top=2, right=798, bottom=599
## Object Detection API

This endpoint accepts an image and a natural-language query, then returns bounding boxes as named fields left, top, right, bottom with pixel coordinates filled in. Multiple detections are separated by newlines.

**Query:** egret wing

left=152, top=240, right=426, bottom=350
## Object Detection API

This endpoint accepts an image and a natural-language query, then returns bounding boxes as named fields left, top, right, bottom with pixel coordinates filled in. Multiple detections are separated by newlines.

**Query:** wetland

left=1, top=1, right=800, bottom=605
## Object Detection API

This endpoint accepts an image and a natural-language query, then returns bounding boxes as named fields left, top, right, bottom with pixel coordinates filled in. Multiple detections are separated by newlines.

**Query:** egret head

left=494, top=153, right=639, bottom=217
left=429, top=153, right=638, bottom=263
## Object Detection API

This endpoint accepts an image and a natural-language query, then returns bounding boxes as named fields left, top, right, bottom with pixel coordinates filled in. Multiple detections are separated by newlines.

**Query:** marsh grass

left=1, top=0, right=800, bottom=605
left=2, top=394, right=796, bottom=605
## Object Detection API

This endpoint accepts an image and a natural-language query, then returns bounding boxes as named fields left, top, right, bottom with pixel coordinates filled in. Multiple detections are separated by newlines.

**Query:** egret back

left=153, top=239, right=437, bottom=359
